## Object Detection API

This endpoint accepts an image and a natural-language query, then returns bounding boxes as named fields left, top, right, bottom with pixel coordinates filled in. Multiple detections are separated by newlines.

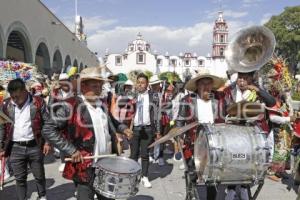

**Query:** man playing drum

left=221, top=70, right=276, bottom=200
left=42, top=67, right=132, bottom=200
left=176, top=68, right=225, bottom=200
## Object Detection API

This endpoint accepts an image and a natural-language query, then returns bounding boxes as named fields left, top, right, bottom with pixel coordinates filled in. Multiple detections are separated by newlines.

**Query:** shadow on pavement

left=128, top=195, right=154, bottom=200
left=148, top=162, right=174, bottom=182
left=281, top=172, right=299, bottom=194
left=44, top=153, right=58, bottom=165
left=47, top=182, right=75, bottom=200
left=0, top=178, right=55, bottom=199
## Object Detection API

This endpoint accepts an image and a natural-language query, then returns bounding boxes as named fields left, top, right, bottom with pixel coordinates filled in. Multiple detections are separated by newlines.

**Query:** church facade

left=105, top=11, right=229, bottom=80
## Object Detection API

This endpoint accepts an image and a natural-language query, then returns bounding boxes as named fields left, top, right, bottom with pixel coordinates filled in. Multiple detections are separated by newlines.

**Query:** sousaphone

left=225, top=25, right=276, bottom=73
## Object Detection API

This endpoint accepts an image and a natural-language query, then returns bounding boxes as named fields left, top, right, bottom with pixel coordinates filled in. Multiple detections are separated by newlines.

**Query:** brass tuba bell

left=225, top=26, right=276, bottom=73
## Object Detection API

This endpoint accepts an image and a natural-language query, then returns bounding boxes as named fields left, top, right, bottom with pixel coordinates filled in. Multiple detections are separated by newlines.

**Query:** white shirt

left=80, top=95, right=111, bottom=164
left=61, top=90, right=69, bottom=99
left=236, top=87, right=251, bottom=102
left=197, top=97, right=214, bottom=123
left=12, top=96, right=34, bottom=141
left=172, top=92, right=185, bottom=121
left=134, top=91, right=151, bottom=126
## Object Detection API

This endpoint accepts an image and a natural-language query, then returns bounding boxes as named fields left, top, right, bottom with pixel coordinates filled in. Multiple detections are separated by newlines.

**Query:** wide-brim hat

left=124, top=79, right=134, bottom=86
left=185, top=69, right=224, bottom=91
left=59, top=73, right=69, bottom=81
left=149, top=75, right=162, bottom=85
left=80, top=67, right=112, bottom=82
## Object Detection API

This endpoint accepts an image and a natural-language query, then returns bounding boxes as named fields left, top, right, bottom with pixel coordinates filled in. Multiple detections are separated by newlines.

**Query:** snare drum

left=194, top=123, right=270, bottom=185
left=93, top=156, right=141, bottom=199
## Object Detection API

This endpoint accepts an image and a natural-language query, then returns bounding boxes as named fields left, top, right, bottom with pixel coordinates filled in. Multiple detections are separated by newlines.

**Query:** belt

left=134, top=125, right=152, bottom=128
left=13, top=139, right=37, bottom=147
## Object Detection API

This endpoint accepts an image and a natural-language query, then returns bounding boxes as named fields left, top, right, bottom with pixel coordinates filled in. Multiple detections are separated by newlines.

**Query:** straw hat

left=149, top=75, right=162, bottom=85
left=80, top=67, right=112, bottom=82
left=124, top=79, right=134, bottom=86
left=185, top=68, right=224, bottom=92
left=59, top=73, right=69, bottom=81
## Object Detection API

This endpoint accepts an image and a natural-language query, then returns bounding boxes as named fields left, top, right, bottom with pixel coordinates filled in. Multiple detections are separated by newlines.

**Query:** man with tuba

left=221, top=26, right=277, bottom=200
left=176, top=68, right=225, bottom=200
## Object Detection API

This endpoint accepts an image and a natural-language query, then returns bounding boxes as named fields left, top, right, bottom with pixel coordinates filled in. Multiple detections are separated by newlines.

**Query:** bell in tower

left=212, top=11, right=228, bottom=59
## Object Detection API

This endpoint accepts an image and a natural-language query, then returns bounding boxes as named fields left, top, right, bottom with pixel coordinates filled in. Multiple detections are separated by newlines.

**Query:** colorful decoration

left=0, top=60, right=41, bottom=84
left=67, top=66, right=78, bottom=77
left=262, top=55, right=293, bottom=93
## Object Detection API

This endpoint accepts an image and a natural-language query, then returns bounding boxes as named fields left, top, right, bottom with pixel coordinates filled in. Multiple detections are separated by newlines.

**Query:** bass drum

left=194, top=123, right=270, bottom=185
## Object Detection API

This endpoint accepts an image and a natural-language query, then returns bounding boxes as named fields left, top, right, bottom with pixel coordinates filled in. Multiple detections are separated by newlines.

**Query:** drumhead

left=96, top=156, right=141, bottom=174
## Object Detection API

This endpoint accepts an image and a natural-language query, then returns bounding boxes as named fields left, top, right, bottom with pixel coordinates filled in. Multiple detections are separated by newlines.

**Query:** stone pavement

left=0, top=154, right=298, bottom=200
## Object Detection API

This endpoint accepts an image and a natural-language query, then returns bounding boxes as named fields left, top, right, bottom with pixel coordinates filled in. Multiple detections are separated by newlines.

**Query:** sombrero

left=80, top=67, right=112, bottom=82
left=185, top=68, right=224, bottom=91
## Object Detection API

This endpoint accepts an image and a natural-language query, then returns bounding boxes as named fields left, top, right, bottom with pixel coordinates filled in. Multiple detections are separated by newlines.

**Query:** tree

left=265, top=6, right=300, bottom=74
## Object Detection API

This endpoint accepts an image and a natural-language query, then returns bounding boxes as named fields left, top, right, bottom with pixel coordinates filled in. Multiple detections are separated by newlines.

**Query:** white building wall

left=107, top=51, right=156, bottom=75
left=0, top=0, right=99, bottom=71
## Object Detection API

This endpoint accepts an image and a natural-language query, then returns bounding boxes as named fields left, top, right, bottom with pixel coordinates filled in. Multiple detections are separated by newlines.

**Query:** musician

left=0, top=79, right=51, bottom=200
left=48, top=73, right=74, bottom=106
left=48, top=73, right=75, bottom=172
left=130, top=73, right=161, bottom=188
left=223, top=71, right=276, bottom=107
left=221, top=71, right=276, bottom=200
left=176, top=69, right=225, bottom=200
left=148, top=75, right=163, bottom=164
left=42, top=67, right=132, bottom=200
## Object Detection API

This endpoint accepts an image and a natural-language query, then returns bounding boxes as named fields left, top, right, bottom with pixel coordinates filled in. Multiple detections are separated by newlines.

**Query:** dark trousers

left=158, top=123, right=171, bottom=158
left=130, top=126, right=154, bottom=177
left=77, top=183, right=114, bottom=200
left=186, top=158, right=217, bottom=200
left=9, top=142, right=46, bottom=200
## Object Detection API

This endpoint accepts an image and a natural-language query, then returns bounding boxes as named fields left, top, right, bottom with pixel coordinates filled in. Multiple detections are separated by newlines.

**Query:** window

left=171, top=59, right=177, bottom=66
left=157, top=59, right=162, bottom=66
left=115, top=56, right=122, bottom=65
left=220, top=48, right=224, bottom=56
left=220, top=35, right=224, bottom=43
left=185, top=59, right=190, bottom=66
left=146, top=44, right=150, bottom=51
left=198, top=60, right=204, bottom=66
left=137, top=53, right=146, bottom=64
left=129, top=45, right=134, bottom=51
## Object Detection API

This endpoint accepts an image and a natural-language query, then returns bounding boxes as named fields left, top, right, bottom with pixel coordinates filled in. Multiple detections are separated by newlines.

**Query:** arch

left=79, top=62, right=83, bottom=72
left=52, top=49, right=63, bottom=74
left=35, top=42, right=50, bottom=75
left=0, top=25, right=4, bottom=59
left=73, top=59, right=78, bottom=67
left=220, top=47, right=224, bottom=56
left=5, top=21, right=32, bottom=62
left=65, top=55, right=71, bottom=67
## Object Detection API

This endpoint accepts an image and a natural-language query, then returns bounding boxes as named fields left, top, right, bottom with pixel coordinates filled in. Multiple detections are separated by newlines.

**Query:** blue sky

left=42, top=0, right=300, bottom=56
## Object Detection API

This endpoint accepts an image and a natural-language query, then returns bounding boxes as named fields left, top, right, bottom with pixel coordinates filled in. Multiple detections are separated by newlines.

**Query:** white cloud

left=62, top=16, right=118, bottom=34
left=206, top=9, right=248, bottom=19
left=242, top=0, right=263, bottom=7
left=224, top=10, right=248, bottom=18
left=260, top=13, right=272, bottom=25
left=87, top=20, right=253, bottom=57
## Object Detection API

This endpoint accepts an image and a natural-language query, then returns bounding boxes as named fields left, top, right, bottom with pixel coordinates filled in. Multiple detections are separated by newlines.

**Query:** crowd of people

left=0, top=60, right=299, bottom=200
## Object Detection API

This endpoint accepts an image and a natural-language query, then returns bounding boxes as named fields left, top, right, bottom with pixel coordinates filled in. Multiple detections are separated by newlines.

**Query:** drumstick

left=64, top=154, right=116, bottom=162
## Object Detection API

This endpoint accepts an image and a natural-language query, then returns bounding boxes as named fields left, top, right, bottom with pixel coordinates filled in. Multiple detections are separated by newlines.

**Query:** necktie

left=138, top=95, right=144, bottom=125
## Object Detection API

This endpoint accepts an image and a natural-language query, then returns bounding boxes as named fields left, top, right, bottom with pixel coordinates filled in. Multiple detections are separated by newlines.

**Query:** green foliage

left=159, top=72, right=181, bottom=83
left=144, top=70, right=153, bottom=79
left=127, top=70, right=143, bottom=83
left=292, top=92, right=300, bottom=101
left=264, top=6, right=300, bottom=71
